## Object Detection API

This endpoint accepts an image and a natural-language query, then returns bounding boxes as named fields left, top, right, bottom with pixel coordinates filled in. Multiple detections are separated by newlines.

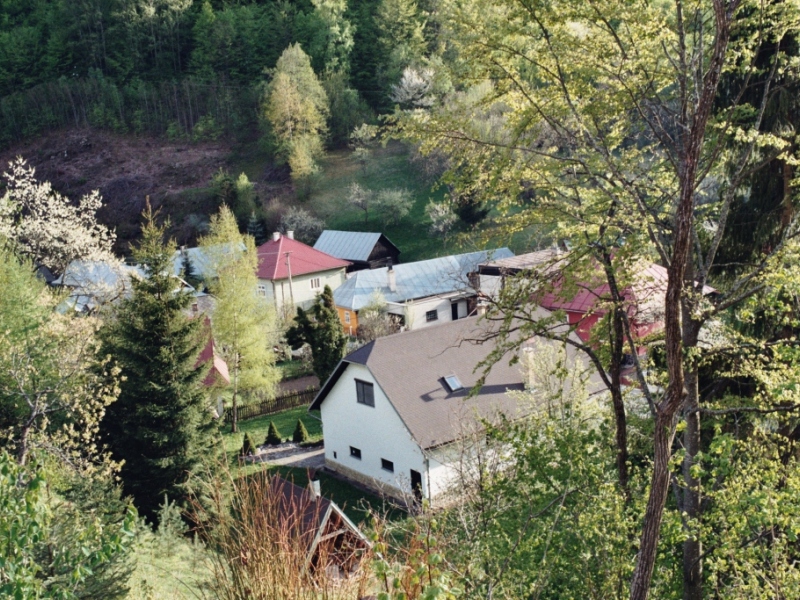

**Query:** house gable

left=318, top=361, right=427, bottom=499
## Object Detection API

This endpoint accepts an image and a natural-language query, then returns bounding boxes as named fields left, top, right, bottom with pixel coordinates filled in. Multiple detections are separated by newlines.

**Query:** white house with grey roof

left=333, top=248, right=513, bottom=335
left=310, top=313, right=594, bottom=504
left=313, top=230, right=401, bottom=272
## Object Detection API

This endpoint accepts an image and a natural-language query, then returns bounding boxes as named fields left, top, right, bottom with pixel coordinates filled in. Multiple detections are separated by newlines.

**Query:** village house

left=478, top=250, right=716, bottom=358
left=256, top=231, right=350, bottom=312
left=309, top=313, right=592, bottom=505
left=313, top=230, right=401, bottom=272
left=333, top=248, right=513, bottom=335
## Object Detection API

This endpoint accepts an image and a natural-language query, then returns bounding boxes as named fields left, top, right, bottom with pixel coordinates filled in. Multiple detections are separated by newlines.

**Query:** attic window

left=443, top=375, right=464, bottom=392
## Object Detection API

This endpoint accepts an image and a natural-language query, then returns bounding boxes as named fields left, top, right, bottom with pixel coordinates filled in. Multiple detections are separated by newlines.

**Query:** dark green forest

left=0, top=0, right=422, bottom=146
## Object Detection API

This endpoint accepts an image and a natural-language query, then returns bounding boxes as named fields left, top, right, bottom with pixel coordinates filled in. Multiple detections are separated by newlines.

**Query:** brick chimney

left=387, top=260, right=396, bottom=293
left=287, top=230, right=295, bottom=240
left=272, top=231, right=281, bottom=242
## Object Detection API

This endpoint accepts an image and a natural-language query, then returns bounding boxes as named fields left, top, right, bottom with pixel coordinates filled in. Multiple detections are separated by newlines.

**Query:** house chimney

left=287, top=230, right=295, bottom=240
left=309, top=479, right=321, bottom=500
left=387, top=261, right=396, bottom=293
left=272, top=231, right=281, bottom=242
left=476, top=300, right=488, bottom=316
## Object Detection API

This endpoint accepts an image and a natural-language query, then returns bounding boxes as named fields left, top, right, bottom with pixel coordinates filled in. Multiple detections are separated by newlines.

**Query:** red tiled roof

left=196, top=318, right=230, bottom=386
left=256, top=234, right=350, bottom=280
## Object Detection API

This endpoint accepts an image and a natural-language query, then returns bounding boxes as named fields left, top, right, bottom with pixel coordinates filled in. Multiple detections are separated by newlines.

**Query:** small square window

left=381, top=458, right=394, bottom=472
left=257, top=284, right=267, bottom=297
left=350, top=446, right=361, bottom=459
left=426, top=310, right=439, bottom=322
left=356, top=380, right=374, bottom=406
left=443, top=375, right=464, bottom=392
left=310, top=277, right=321, bottom=289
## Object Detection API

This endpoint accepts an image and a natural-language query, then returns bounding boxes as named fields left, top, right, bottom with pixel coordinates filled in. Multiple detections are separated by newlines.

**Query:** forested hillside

left=0, top=0, right=424, bottom=146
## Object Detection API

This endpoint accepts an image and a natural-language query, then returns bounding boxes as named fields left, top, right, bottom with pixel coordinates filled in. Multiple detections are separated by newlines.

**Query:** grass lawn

left=310, top=142, right=449, bottom=262
left=276, top=359, right=313, bottom=381
left=219, top=407, right=405, bottom=525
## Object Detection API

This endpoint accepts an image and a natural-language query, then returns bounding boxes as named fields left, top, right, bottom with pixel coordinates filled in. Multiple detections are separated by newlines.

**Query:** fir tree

left=286, top=285, right=347, bottom=384
left=265, top=421, right=282, bottom=446
left=98, top=206, right=216, bottom=523
left=292, top=419, right=309, bottom=443
left=240, top=432, right=256, bottom=456
left=246, top=211, right=268, bottom=246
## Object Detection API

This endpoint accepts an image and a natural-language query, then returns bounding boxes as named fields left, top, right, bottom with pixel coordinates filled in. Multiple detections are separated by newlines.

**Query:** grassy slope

left=309, top=143, right=448, bottom=262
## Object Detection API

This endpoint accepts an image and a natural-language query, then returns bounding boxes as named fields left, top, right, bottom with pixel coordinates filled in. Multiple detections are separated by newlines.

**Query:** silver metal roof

left=313, top=230, right=385, bottom=262
left=334, top=248, right=514, bottom=310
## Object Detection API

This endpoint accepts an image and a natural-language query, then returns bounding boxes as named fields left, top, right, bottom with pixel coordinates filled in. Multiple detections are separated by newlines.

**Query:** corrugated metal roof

left=313, top=230, right=386, bottom=262
left=334, top=248, right=514, bottom=310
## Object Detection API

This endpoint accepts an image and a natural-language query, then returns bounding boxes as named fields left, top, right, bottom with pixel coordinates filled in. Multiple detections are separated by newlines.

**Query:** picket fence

left=225, top=387, right=319, bottom=423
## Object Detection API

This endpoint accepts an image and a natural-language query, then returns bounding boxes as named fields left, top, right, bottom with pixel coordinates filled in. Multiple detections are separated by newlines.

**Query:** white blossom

left=0, top=157, right=116, bottom=274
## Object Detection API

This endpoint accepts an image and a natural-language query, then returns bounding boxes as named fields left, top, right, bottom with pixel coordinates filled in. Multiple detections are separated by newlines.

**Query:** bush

left=265, top=422, right=283, bottom=446
left=240, top=432, right=257, bottom=456
left=292, top=419, right=310, bottom=444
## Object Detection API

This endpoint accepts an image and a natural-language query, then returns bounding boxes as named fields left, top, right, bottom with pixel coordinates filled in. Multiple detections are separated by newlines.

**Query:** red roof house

left=255, top=232, right=350, bottom=311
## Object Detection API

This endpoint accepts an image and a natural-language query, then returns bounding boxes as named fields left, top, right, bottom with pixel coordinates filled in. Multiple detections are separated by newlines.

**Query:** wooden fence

left=225, top=388, right=319, bottom=423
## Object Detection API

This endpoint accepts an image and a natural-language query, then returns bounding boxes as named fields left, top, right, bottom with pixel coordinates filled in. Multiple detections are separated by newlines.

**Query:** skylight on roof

left=443, top=375, right=464, bottom=392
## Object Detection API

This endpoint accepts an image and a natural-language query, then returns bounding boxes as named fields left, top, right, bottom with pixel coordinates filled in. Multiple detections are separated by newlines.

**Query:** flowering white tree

left=0, top=157, right=116, bottom=274
left=390, top=66, right=435, bottom=108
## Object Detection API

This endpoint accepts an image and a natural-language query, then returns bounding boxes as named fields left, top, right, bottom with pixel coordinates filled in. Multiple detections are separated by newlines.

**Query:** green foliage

left=211, top=169, right=257, bottom=230
left=0, top=452, right=137, bottom=600
left=201, top=206, right=281, bottom=433
left=263, top=44, right=330, bottom=179
left=98, top=207, right=216, bottom=523
left=240, top=432, right=257, bottom=456
left=265, top=421, right=283, bottom=446
left=292, top=419, right=310, bottom=444
left=246, top=212, right=268, bottom=246
left=285, top=285, right=347, bottom=384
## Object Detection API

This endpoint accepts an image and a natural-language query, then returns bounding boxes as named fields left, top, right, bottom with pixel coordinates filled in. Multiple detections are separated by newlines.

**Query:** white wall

left=320, top=363, right=428, bottom=497
left=386, top=293, right=470, bottom=331
left=259, top=267, right=347, bottom=311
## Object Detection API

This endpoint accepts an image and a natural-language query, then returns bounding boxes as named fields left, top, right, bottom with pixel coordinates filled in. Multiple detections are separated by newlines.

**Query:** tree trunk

left=682, top=318, right=703, bottom=600
left=610, top=306, right=630, bottom=497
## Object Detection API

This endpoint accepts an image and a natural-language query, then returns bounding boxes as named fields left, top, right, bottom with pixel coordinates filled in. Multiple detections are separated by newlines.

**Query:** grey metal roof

left=53, top=260, right=145, bottom=313
left=334, top=248, right=514, bottom=310
left=311, top=313, right=597, bottom=449
left=171, top=243, right=246, bottom=280
left=313, top=230, right=389, bottom=262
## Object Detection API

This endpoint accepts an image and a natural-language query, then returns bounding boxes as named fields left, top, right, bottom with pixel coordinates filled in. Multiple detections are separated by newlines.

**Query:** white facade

left=386, top=293, right=470, bottom=331
left=259, top=267, right=347, bottom=312
left=320, top=363, right=432, bottom=500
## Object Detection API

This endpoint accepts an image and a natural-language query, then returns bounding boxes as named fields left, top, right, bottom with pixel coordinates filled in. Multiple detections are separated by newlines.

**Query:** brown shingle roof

left=311, top=312, right=594, bottom=449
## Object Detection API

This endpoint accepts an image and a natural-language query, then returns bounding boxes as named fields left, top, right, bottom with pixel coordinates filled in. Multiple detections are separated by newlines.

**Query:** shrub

left=240, top=432, right=257, bottom=456
left=265, top=422, right=283, bottom=446
left=292, top=419, right=309, bottom=444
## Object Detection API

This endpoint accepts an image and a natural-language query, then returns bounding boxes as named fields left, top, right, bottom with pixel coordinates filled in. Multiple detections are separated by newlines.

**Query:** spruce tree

left=240, top=432, right=256, bottom=456
left=98, top=207, right=216, bottom=523
left=286, top=285, right=347, bottom=384
left=246, top=211, right=268, bottom=246
left=265, top=421, right=282, bottom=446
left=292, top=419, right=310, bottom=444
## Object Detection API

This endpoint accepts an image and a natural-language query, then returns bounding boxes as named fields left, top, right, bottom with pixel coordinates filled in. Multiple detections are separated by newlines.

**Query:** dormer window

left=443, top=375, right=463, bottom=392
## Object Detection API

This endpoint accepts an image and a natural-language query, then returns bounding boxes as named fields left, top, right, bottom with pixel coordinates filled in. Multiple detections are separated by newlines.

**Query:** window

left=257, top=284, right=267, bottom=297
left=350, top=446, right=362, bottom=459
left=426, top=309, right=439, bottom=322
left=381, top=458, right=394, bottom=472
left=356, top=380, right=375, bottom=406
left=333, top=451, right=337, bottom=459
left=344, top=311, right=351, bottom=324
left=443, top=374, right=464, bottom=392
left=310, top=277, right=321, bottom=289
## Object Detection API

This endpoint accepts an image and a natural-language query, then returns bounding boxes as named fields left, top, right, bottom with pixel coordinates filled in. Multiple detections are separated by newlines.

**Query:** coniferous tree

left=293, top=419, right=310, bottom=443
left=98, top=207, right=216, bottom=523
left=246, top=212, right=268, bottom=246
left=265, top=421, right=282, bottom=446
left=285, top=285, right=347, bottom=384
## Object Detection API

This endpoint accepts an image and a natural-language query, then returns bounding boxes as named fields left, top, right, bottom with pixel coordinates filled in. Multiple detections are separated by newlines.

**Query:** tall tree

left=392, top=0, right=800, bottom=597
left=98, top=207, right=215, bottom=522
left=200, top=205, right=280, bottom=434
left=285, top=285, right=347, bottom=384
left=263, top=44, right=330, bottom=179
